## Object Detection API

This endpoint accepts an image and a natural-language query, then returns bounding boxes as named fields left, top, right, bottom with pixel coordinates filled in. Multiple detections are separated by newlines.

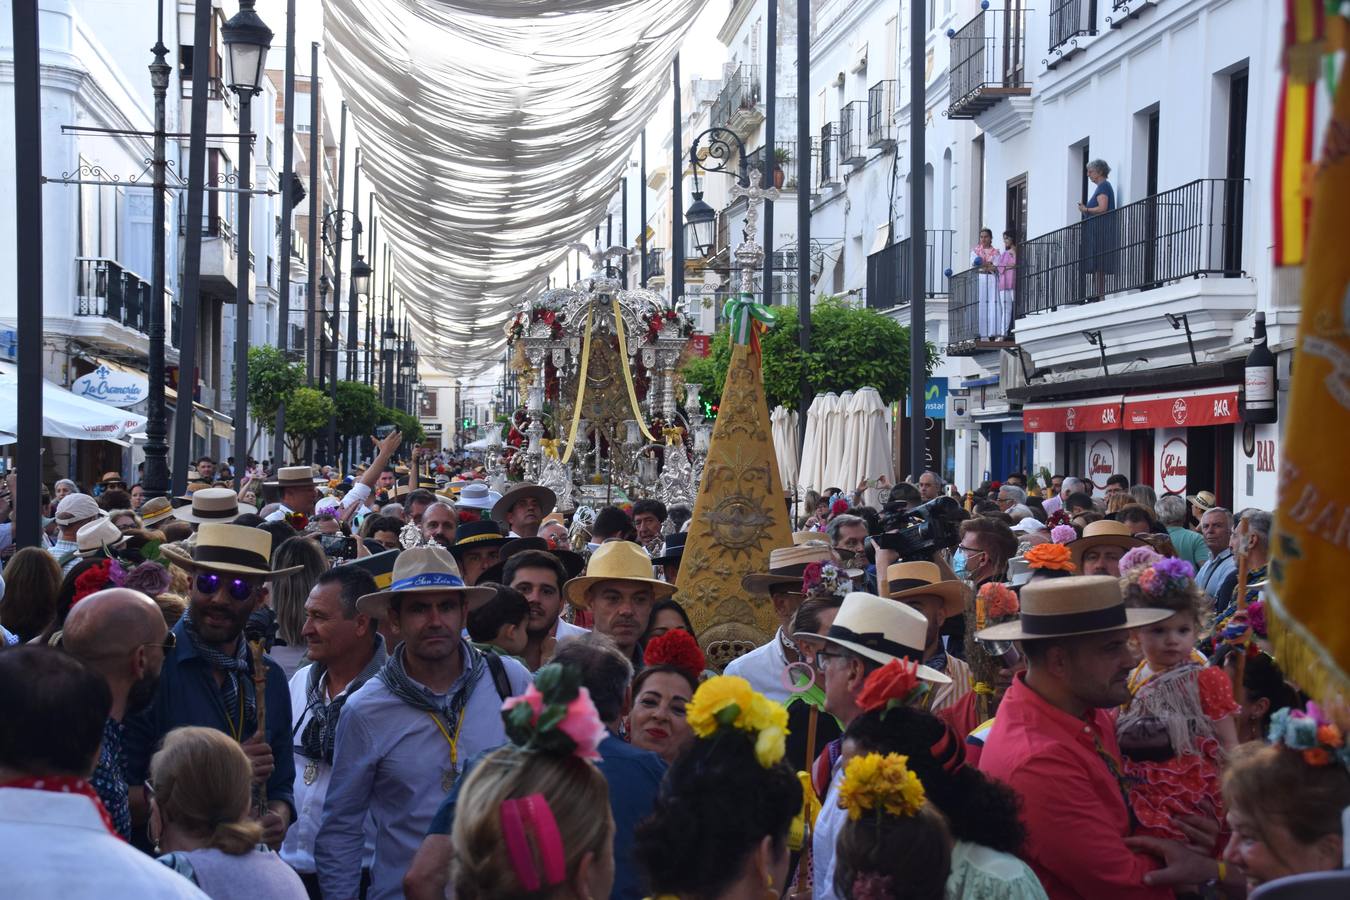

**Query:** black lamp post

left=222, top=0, right=272, bottom=489
left=381, top=320, right=397, bottom=408
left=684, top=178, right=716, bottom=261
left=351, top=255, right=372, bottom=298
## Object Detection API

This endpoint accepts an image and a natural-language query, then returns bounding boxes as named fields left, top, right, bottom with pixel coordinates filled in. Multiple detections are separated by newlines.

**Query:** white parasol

left=820, top=391, right=853, bottom=494
left=0, top=371, right=147, bottom=444
left=796, top=393, right=832, bottom=499
left=769, top=405, right=800, bottom=497
left=851, top=387, right=894, bottom=506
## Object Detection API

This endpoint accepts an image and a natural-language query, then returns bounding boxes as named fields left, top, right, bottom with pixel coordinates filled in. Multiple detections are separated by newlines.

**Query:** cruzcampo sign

left=72, top=365, right=149, bottom=408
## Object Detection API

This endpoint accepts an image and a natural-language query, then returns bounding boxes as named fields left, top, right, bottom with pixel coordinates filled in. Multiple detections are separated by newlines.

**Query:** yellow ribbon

left=788, top=770, right=822, bottom=852
left=540, top=438, right=560, bottom=460
left=662, top=426, right=684, bottom=445
left=560, top=305, right=594, bottom=464
left=612, top=296, right=656, bottom=444
left=972, top=682, right=995, bottom=695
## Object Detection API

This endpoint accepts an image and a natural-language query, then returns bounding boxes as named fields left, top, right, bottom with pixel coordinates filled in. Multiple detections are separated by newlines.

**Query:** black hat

left=651, top=532, right=687, bottom=565
left=448, top=520, right=509, bottom=558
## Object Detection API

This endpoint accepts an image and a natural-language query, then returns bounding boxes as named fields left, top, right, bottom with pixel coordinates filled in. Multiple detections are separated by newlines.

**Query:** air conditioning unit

left=850, top=42, right=869, bottom=74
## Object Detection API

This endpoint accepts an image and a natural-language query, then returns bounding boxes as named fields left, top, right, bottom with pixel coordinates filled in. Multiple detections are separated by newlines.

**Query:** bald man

left=62, top=588, right=173, bottom=841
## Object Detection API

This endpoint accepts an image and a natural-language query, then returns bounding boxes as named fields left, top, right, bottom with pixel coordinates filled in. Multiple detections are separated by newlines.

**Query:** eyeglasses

left=814, top=649, right=845, bottom=669
left=140, top=632, right=176, bottom=653
left=957, top=544, right=988, bottom=558
left=195, top=572, right=258, bottom=602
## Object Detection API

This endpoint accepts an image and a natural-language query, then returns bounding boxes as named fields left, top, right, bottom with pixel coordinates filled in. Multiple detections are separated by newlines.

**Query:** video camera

left=873, top=495, right=964, bottom=562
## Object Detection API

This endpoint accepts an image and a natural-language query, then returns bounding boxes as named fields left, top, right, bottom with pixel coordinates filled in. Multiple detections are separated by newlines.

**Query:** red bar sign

left=1122, top=387, right=1241, bottom=430
left=1023, top=397, right=1123, bottom=433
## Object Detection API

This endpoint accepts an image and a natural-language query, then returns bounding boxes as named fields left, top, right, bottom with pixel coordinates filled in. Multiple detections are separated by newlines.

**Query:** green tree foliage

left=243, top=346, right=303, bottom=435
left=283, top=387, right=335, bottom=460
left=335, top=381, right=381, bottom=443
left=377, top=404, right=425, bottom=446
left=682, top=297, right=937, bottom=411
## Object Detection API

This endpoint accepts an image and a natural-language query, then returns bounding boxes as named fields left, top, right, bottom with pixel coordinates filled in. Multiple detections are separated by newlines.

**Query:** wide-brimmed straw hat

left=794, top=591, right=951, bottom=683
left=454, top=482, right=502, bottom=511
left=1187, top=491, right=1217, bottom=513
left=491, top=483, right=557, bottom=524
left=884, top=561, right=966, bottom=618
left=171, top=487, right=256, bottom=524
left=99, top=471, right=127, bottom=487
left=792, top=530, right=825, bottom=545
left=742, top=542, right=835, bottom=595
left=563, top=540, right=676, bottom=609
left=265, top=465, right=324, bottom=489
left=974, top=574, right=1173, bottom=642
left=76, top=517, right=131, bottom=557
left=161, top=523, right=302, bottom=577
left=1068, top=520, right=1146, bottom=569
left=356, top=546, right=495, bottom=617
left=138, top=496, right=174, bottom=525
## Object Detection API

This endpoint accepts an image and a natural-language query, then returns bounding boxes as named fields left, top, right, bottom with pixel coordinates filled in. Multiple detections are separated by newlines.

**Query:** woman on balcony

left=996, top=231, right=1018, bottom=340
left=1078, top=159, right=1117, bottom=300
left=972, top=228, right=999, bottom=339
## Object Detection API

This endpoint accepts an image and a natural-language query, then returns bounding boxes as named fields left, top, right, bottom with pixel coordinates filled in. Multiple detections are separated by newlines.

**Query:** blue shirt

left=123, top=619, right=296, bottom=821
left=92, top=717, right=131, bottom=841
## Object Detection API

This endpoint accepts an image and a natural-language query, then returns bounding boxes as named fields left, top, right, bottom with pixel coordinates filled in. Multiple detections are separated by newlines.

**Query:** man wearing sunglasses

left=62, top=588, right=174, bottom=843
left=123, top=523, right=304, bottom=853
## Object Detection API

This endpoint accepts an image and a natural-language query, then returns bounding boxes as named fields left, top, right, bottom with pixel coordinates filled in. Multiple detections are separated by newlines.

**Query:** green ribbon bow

left=724, top=292, right=777, bottom=344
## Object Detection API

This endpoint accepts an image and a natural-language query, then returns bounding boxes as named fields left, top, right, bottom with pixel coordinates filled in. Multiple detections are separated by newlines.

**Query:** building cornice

left=718, top=0, right=758, bottom=47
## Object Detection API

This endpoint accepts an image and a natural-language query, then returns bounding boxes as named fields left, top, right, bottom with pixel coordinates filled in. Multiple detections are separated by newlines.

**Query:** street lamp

left=351, top=254, right=372, bottom=296
left=223, top=0, right=272, bottom=490
left=685, top=186, right=716, bottom=260
left=684, top=127, right=749, bottom=266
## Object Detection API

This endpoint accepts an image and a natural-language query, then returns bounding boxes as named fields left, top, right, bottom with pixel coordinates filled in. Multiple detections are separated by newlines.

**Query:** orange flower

left=977, top=582, right=1020, bottom=619
left=1316, top=723, right=1344, bottom=749
left=1024, top=542, right=1076, bottom=573
left=1303, top=747, right=1331, bottom=767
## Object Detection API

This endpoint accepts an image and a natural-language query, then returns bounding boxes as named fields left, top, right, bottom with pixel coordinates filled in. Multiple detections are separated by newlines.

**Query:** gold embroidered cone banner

left=1269, top=55, right=1350, bottom=701
left=676, top=339, right=793, bottom=670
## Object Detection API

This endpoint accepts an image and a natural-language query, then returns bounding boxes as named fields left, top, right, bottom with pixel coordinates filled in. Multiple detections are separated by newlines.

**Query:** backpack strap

left=484, top=652, right=513, bottom=701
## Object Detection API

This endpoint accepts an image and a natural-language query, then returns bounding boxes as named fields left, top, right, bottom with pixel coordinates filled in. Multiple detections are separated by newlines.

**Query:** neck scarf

left=183, top=614, right=256, bottom=738
left=3, top=775, right=119, bottom=837
left=378, top=639, right=487, bottom=742
left=299, top=635, right=388, bottom=764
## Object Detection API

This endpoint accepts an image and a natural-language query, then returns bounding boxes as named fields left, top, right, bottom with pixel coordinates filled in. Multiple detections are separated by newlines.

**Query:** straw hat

left=884, top=561, right=966, bottom=618
left=99, top=471, right=127, bottom=487
left=741, top=542, right=835, bottom=596
left=491, top=483, right=557, bottom=524
left=160, top=523, right=302, bottom=577
left=356, top=545, right=495, bottom=617
left=75, top=517, right=131, bottom=557
left=794, top=591, right=951, bottom=682
left=454, top=482, right=501, bottom=511
left=1187, top=491, right=1217, bottom=514
left=976, top=574, right=1172, bottom=642
left=792, top=530, right=825, bottom=545
left=171, top=487, right=257, bottom=524
left=138, top=495, right=174, bottom=525
left=563, top=540, right=676, bottom=608
left=1067, top=519, right=1146, bottom=569
left=266, top=465, right=324, bottom=489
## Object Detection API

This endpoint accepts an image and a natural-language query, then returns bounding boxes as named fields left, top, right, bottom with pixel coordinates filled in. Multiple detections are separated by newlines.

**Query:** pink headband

left=500, top=793, right=566, bottom=891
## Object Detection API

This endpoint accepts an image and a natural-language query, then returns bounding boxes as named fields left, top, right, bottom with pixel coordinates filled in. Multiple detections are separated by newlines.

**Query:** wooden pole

left=1229, top=515, right=1252, bottom=702
left=249, top=639, right=269, bottom=812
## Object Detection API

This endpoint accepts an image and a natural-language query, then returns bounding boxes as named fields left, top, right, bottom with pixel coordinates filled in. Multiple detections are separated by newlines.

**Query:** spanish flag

left=1269, top=28, right=1350, bottom=700
left=1272, top=0, right=1323, bottom=266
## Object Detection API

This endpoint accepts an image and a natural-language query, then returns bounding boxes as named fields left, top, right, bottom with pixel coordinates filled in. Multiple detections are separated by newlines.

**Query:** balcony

left=1107, top=0, right=1158, bottom=29
left=839, top=101, right=867, bottom=167
left=1047, top=0, right=1097, bottom=66
left=867, top=80, right=896, bottom=150
left=865, top=230, right=955, bottom=311
left=746, top=140, right=799, bottom=191
left=817, top=124, right=841, bottom=190
left=946, top=267, right=1018, bottom=356
left=645, top=248, right=665, bottom=279
left=76, top=258, right=152, bottom=334
left=947, top=6, right=1032, bottom=120
left=710, top=64, right=763, bottom=141
left=180, top=211, right=239, bottom=296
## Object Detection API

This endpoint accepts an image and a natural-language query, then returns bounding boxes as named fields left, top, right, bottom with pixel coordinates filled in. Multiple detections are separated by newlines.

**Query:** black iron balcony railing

left=865, top=230, right=955, bottom=310
left=817, top=124, right=841, bottom=189
left=646, top=248, right=665, bottom=278
left=711, top=64, right=762, bottom=131
left=867, top=80, right=896, bottom=149
left=178, top=211, right=235, bottom=245
left=948, top=5, right=1032, bottom=119
left=1016, top=177, right=1246, bottom=318
left=946, top=264, right=1017, bottom=355
left=1107, top=0, right=1151, bottom=27
left=746, top=140, right=798, bottom=190
left=1047, top=0, right=1097, bottom=61
left=76, top=258, right=153, bottom=334
left=840, top=101, right=867, bottom=166
left=180, top=76, right=226, bottom=102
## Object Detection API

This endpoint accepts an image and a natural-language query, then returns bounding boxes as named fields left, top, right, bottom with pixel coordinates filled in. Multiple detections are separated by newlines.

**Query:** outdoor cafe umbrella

left=820, top=391, right=853, bottom=494
left=796, top=392, right=834, bottom=499
left=770, top=405, right=799, bottom=497
left=0, top=371, right=147, bottom=444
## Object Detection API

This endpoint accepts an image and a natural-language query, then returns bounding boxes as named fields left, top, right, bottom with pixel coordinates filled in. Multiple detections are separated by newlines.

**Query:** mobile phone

left=374, top=425, right=395, bottom=440
left=320, top=535, right=358, bottom=559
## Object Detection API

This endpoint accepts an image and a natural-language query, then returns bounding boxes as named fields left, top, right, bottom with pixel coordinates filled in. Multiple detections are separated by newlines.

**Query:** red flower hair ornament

left=642, top=628, right=706, bottom=683
left=855, top=659, right=930, bottom=716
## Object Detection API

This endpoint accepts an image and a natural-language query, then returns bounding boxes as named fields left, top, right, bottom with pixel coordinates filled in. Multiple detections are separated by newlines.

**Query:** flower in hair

left=1135, top=556, right=1197, bottom=597
left=1023, top=542, right=1075, bottom=573
left=802, top=561, right=851, bottom=599
left=70, top=559, right=120, bottom=610
left=643, top=628, right=706, bottom=682
left=1268, top=702, right=1350, bottom=770
left=501, top=664, right=605, bottom=761
left=686, top=676, right=788, bottom=768
left=977, top=582, right=1019, bottom=620
left=122, top=561, right=171, bottom=597
left=854, top=659, right=930, bottom=715
left=1118, top=546, right=1162, bottom=576
left=838, top=752, right=926, bottom=821
left=1049, top=524, right=1078, bottom=544
left=1046, top=510, right=1072, bottom=529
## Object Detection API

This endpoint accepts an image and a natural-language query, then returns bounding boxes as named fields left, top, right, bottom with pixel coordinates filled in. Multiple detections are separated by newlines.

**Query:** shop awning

left=1122, top=386, right=1241, bottom=430
left=0, top=368, right=147, bottom=443
left=1023, top=396, right=1123, bottom=433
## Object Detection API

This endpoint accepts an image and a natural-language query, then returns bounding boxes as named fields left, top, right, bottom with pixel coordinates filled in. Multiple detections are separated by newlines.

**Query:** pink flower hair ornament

left=501, top=663, right=606, bottom=761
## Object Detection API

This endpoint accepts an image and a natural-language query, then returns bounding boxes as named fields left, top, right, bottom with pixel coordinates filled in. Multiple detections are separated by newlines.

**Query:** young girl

left=1117, top=557, right=1239, bottom=843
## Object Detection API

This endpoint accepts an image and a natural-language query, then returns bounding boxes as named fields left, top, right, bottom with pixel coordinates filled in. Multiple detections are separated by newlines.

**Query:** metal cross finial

left=729, top=168, right=780, bottom=242
left=567, top=240, right=628, bottom=275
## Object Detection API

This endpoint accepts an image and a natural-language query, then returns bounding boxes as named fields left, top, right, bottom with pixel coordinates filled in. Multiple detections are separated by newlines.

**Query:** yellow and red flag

left=1272, top=0, right=1324, bottom=266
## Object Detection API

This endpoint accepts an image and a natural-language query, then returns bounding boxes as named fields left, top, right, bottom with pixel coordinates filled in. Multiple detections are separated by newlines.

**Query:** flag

left=1272, top=0, right=1324, bottom=266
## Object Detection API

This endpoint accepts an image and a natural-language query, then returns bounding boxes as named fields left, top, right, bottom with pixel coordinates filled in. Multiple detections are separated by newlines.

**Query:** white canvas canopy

left=0, top=371, right=147, bottom=444
left=770, top=405, right=799, bottom=496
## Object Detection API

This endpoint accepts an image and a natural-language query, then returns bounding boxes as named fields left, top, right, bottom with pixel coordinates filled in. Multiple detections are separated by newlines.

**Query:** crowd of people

left=1, top=437, right=1346, bottom=899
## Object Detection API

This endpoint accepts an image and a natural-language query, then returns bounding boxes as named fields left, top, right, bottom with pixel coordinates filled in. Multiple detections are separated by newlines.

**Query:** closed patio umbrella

left=770, top=405, right=800, bottom=498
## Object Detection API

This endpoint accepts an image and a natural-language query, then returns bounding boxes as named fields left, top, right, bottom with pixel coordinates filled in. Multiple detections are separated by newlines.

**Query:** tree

left=682, top=296, right=938, bottom=411
left=335, top=381, right=381, bottom=443
left=242, top=346, right=303, bottom=435
left=284, top=387, right=335, bottom=461
left=377, top=404, right=425, bottom=446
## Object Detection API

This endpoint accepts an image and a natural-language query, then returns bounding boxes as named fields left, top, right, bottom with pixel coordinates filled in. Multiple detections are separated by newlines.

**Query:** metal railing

left=948, top=6, right=1031, bottom=119
left=711, top=64, right=762, bottom=131
left=178, top=211, right=235, bottom=245
left=867, top=80, right=896, bottom=148
left=1015, top=178, right=1246, bottom=318
left=180, top=76, right=226, bottom=101
left=864, top=230, right=955, bottom=310
left=75, top=258, right=153, bottom=334
left=1048, top=0, right=1097, bottom=56
left=646, top=248, right=665, bottom=278
left=817, top=124, right=840, bottom=189
left=746, top=140, right=799, bottom=190
left=840, top=101, right=867, bottom=166
left=945, top=264, right=1016, bottom=354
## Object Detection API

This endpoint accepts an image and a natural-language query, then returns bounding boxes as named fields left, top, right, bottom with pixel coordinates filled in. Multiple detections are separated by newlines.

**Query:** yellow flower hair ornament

left=686, top=675, right=789, bottom=768
left=837, top=752, right=926, bottom=821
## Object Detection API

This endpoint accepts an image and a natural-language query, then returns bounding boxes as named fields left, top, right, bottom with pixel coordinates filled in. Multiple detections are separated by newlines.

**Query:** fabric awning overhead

left=0, top=371, right=147, bottom=444
left=1022, top=396, right=1123, bottom=433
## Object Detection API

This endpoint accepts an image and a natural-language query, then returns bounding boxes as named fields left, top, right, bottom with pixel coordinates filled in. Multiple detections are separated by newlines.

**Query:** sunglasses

left=195, top=572, right=259, bottom=602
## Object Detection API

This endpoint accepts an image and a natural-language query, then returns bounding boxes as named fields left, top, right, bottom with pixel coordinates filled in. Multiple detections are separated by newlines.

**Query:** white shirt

left=723, top=630, right=791, bottom=703
left=812, top=765, right=848, bottom=900
left=265, top=483, right=371, bottom=522
left=0, top=787, right=208, bottom=899
left=555, top=618, right=589, bottom=642
left=281, top=665, right=377, bottom=875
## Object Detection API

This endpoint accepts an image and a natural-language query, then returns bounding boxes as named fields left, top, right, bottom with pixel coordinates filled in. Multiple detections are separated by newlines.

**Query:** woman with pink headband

left=449, top=664, right=614, bottom=899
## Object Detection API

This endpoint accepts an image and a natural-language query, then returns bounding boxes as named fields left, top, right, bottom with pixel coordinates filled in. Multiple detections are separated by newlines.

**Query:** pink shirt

left=978, top=675, right=1169, bottom=900
left=996, top=249, right=1017, bottom=291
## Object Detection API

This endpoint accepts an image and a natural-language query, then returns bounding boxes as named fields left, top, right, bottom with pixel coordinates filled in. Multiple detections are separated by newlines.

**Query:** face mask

left=952, top=549, right=972, bottom=580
